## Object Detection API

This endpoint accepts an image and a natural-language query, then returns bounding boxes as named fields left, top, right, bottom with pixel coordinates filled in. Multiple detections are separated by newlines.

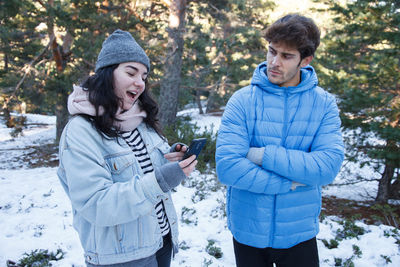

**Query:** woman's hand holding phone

left=164, top=143, right=188, bottom=162
left=179, top=155, right=197, bottom=176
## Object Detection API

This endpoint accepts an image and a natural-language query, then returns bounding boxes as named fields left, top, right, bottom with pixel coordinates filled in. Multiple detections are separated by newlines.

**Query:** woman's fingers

left=174, top=144, right=188, bottom=153
left=179, top=155, right=197, bottom=176
left=184, top=159, right=197, bottom=176
left=164, top=151, right=185, bottom=162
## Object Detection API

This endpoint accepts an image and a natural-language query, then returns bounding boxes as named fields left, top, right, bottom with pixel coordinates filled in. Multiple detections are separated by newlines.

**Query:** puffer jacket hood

left=251, top=61, right=318, bottom=95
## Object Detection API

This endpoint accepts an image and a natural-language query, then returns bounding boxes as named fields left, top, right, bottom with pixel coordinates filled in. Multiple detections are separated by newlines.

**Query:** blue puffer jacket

left=216, top=62, right=344, bottom=249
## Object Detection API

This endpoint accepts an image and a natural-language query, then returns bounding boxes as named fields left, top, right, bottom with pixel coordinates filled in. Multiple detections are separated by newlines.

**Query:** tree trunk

left=158, top=0, right=186, bottom=129
left=206, top=82, right=220, bottom=113
left=196, top=89, right=203, bottom=114
left=55, top=87, right=69, bottom=143
left=4, top=53, right=8, bottom=71
left=375, top=160, right=395, bottom=203
left=389, top=179, right=400, bottom=200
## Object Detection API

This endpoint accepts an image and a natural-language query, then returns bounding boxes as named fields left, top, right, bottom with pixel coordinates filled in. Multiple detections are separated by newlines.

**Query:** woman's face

left=113, top=62, right=148, bottom=110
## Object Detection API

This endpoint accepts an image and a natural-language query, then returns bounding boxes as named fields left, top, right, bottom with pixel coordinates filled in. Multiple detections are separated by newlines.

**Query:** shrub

left=205, top=239, right=223, bottom=259
left=180, top=206, right=198, bottom=225
left=336, top=218, right=366, bottom=240
left=321, top=238, right=339, bottom=249
left=7, top=249, right=64, bottom=267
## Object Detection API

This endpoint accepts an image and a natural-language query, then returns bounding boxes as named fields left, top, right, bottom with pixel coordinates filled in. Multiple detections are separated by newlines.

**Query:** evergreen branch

left=3, top=37, right=53, bottom=108
left=181, top=82, right=236, bottom=91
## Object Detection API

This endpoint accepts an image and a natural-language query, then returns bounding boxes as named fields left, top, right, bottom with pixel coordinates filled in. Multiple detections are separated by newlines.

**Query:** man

left=215, top=14, right=344, bottom=267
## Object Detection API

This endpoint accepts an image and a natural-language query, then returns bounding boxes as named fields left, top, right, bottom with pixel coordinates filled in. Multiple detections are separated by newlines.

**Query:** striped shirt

left=120, top=129, right=170, bottom=236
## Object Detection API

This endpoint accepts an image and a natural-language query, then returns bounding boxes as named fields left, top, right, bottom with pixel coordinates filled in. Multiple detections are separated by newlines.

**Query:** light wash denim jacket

left=57, top=116, right=179, bottom=265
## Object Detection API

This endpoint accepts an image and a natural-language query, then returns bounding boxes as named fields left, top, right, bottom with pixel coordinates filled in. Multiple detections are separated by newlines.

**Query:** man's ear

left=300, top=55, right=313, bottom=67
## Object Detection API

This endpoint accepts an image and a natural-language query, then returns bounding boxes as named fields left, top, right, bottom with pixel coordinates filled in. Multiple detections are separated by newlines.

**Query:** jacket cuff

left=155, top=162, right=186, bottom=192
left=246, top=147, right=265, bottom=166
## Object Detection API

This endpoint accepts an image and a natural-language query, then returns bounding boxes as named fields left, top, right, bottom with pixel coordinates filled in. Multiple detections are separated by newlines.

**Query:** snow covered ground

left=0, top=112, right=399, bottom=267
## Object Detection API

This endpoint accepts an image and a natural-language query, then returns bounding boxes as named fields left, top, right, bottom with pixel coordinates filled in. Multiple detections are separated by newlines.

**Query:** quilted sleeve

left=216, top=90, right=292, bottom=194
left=261, top=93, right=344, bottom=186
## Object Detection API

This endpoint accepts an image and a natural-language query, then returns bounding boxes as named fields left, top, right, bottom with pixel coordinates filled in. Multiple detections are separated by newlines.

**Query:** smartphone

left=182, top=138, right=207, bottom=161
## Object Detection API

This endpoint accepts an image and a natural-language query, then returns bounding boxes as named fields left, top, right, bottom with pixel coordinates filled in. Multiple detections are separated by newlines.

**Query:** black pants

left=156, top=232, right=173, bottom=267
left=233, top=237, right=319, bottom=267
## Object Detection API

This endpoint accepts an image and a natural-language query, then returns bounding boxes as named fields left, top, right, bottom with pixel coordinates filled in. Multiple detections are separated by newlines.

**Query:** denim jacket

left=57, top=116, right=179, bottom=265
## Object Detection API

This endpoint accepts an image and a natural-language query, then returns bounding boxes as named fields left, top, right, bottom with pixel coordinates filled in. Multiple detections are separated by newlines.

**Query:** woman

left=57, top=29, right=197, bottom=267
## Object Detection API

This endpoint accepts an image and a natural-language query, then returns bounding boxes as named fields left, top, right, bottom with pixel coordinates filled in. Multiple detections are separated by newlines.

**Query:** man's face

left=266, top=42, right=312, bottom=87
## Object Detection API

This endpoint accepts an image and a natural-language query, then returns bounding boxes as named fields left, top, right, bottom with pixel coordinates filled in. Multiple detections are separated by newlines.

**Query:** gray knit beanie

left=95, top=29, right=150, bottom=72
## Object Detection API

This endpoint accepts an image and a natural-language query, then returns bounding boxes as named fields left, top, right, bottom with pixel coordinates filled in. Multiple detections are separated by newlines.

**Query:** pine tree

left=1, top=0, right=154, bottom=141
left=180, top=0, right=276, bottom=114
left=317, top=0, right=400, bottom=203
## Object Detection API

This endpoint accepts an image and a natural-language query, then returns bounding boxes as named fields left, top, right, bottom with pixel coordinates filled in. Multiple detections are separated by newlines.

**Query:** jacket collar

left=250, top=61, right=318, bottom=95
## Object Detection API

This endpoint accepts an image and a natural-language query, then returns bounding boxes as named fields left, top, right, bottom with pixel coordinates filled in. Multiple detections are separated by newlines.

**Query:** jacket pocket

left=118, top=215, right=159, bottom=250
left=105, top=153, right=136, bottom=182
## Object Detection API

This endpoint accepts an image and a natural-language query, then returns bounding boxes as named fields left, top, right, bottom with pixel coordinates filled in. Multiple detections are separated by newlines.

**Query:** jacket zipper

left=281, top=91, right=289, bottom=146
left=270, top=195, right=276, bottom=246
left=271, top=90, right=289, bottom=246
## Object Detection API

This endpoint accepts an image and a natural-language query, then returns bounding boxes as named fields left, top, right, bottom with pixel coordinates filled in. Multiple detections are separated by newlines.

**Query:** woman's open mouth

left=127, top=91, right=137, bottom=101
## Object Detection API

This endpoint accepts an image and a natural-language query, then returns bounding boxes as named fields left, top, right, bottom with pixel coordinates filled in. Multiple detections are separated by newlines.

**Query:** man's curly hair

left=265, top=14, right=320, bottom=59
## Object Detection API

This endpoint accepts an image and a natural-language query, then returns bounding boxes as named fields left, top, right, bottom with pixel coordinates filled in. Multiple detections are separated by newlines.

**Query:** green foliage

left=334, top=257, right=355, bottom=267
left=1, top=0, right=279, bottom=139
left=352, top=244, right=362, bottom=258
left=384, top=228, right=400, bottom=245
left=202, top=258, right=213, bottom=267
left=205, top=239, right=223, bottom=259
left=163, top=116, right=217, bottom=172
left=332, top=244, right=362, bottom=266
left=316, top=0, right=400, bottom=202
left=371, top=203, right=400, bottom=227
left=179, top=0, right=276, bottom=110
left=15, top=249, right=64, bottom=267
left=380, top=254, right=392, bottom=264
left=321, top=238, right=339, bottom=249
left=1, top=0, right=153, bottom=116
left=211, top=197, right=226, bottom=219
left=336, top=218, right=366, bottom=240
left=179, top=240, right=190, bottom=250
left=180, top=206, right=198, bottom=225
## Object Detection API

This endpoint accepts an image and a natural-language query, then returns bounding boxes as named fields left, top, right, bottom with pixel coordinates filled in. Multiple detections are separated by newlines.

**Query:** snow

left=0, top=111, right=399, bottom=267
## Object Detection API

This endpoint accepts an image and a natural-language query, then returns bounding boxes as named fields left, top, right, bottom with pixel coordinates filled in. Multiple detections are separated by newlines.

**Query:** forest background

left=0, top=0, right=399, bottom=258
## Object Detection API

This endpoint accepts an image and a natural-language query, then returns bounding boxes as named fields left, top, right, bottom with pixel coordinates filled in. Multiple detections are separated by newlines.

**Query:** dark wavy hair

left=265, top=14, right=320, bottom=59
left=81, top=64, right=163, bottom=138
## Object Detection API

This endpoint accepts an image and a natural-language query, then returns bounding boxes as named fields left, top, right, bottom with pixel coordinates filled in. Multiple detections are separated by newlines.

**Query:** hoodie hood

left=250, top=61, right=318, bottom=95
